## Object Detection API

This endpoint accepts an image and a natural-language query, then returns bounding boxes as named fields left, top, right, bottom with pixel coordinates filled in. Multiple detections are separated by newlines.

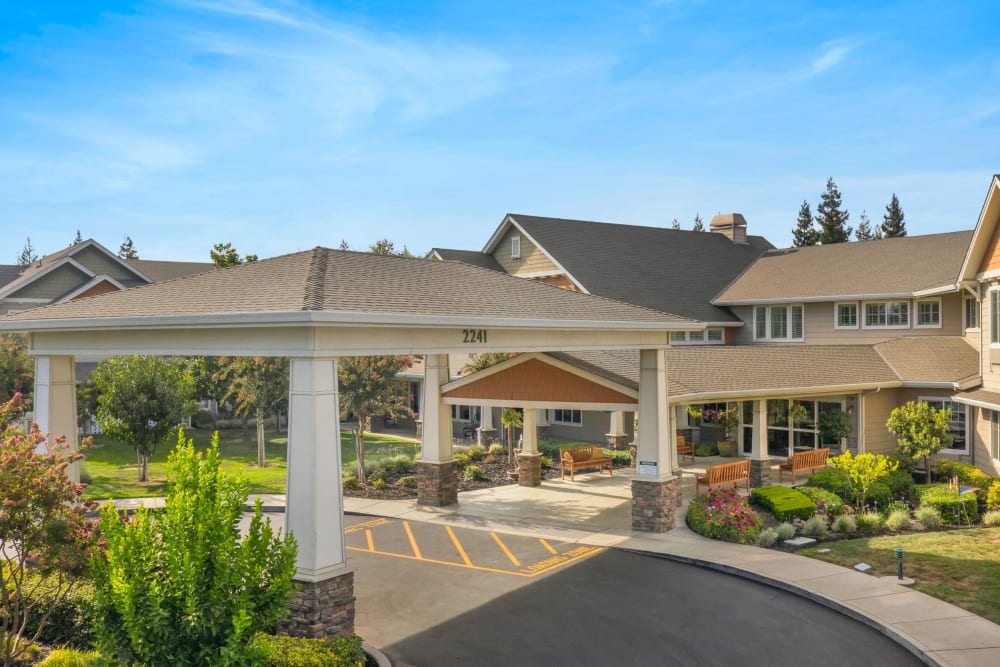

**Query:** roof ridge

left=303, top=247, right=328, bottom=311
left=508, top=212, right=770, bottom=240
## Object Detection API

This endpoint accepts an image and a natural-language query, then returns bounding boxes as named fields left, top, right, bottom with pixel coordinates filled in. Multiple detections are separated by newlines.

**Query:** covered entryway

left=1, top=248, right=696, bottom=638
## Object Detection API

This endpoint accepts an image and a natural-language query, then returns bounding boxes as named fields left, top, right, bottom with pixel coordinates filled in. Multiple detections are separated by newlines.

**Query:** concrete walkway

left=105, top=468, right=1000, bottom=667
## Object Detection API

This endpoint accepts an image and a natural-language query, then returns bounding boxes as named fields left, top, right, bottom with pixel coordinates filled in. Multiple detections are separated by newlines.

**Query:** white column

left=33, top=355, right=80, bottom=481
left=421, top=354, right=453, bottom=463
left=480, top=405, right=494, bottom=430
left=751, top=399, right=766, bottom=460
left=635, top=348, right=673, bottom=479
left=286, top=357, right=346, bottom=582
left=522, top=408, right=538, bottom=455
left=536, top=409, right=549, bottom=427
left=609, top=410, right=626, bottom=435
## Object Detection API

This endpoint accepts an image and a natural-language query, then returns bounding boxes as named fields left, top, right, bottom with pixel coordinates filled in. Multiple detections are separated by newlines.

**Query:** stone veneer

left=605, top=433, right=630, bottom=450
left=517, top=453, right=542, bottom=487
left=750, top=458, right=772, bottom=488
left=631, top=476, right=681, bottom=532
left=417, top=460, right=458, bottom=506
left=277, top=570, right=355, bottom=638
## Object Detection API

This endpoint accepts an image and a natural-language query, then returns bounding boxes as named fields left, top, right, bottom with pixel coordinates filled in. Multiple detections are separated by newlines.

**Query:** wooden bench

left=560, top=445, right=613, bottom=481
left=778, top=447, right=829, bottom=483
left=677, top=433, right=695, bottom=464
left=696, top=459, right=750, bottom=496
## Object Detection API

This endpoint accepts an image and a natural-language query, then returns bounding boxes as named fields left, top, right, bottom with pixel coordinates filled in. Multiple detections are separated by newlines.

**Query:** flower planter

left=717, top=440, right=737, bottom=457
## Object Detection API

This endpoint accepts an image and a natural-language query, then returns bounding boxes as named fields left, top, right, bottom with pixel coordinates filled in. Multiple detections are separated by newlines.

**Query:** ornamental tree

left=886, top=400, right=952, bottom=483
left=830, top=451, right=898, bottom=510
left=338, top=355, right=412, bottom=483
left=0, top=334, right=33, bottom=404
left=215, top=357, right=289, bottom=467
left=92, top=355, right=195, bottom=481
left=91, top=432, right=297, bottom=667
left=0, top=394, right=94, bottom=667
left=461, top=352, right=518, bottom=374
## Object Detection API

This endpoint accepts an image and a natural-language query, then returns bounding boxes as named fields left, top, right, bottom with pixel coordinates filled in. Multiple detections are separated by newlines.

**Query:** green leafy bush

left=23, top=579, right=96, bottom=650
left=796, top=486, right=845, bottom=516
left=802, top=516, right=828, bottom=538
left=395, top=475, right=418, bottom=489
left=982, top=510, right=1000, bottom=527
left=757, top=528, right=779, bottom=548
left=191, top=409, right=217, bottom=429
left=750, top=486, right=817, bottom=521
left=830, top=451, right=898, bottom=509
left=537, top=440, right=563, bottom=459
left=884, top=468, right=918, bottom=503
left=603, top=449, right=632, bottom=467
left=914, top=506, right=943, bottom=529
left=831, top=514, right=857, bottom=534
left=250, top=633, right=366, bottom=666
left=488, top=444, right=505, bottom=457
left=368, top=468, right=387, bottom=483
left=38, top=649, right=110, bottom=666
left=885, top=500, right=909, bottom=515
left=342, top=475, right=360, bottom=490
left=988, top=482, right=1000, bottom=511
left=371, top=478, right=387, bottom=490
left=539, top=455, right=553, bottom=468
left=864, top=481, right=893, bottom=511
left=384, top=455, right=414, bottom=475
left=90, top=432, right=298, bottom=667
left=453, top=452, right=471, bottom=468
left=933, top=459, right=995, bottom=490
left=806, top=467, right=852, bottom=501
left=884, top=509, right=911, bottom=531
left=920, top=486, right=979, bottom=525
left=463, top=465, right=487, bottom=481
left=776, top=522, right=796, bottom=541
left=467, top=445, right=486, bottom=461
left=695, top=443, right=719, bottom=457
left=686, top=487, right=762, bottom=545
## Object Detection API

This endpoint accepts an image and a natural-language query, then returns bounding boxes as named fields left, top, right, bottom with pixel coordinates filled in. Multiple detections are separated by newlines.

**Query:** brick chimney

left=709, top=213, right=748, bottom=244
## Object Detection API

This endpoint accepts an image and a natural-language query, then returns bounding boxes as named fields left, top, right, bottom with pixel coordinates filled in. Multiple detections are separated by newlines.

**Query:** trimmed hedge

left=933, top=459, right=997, bottom=505
left=920, top=485, right=979, bottom=525
left=750, top=486, right=817, bottom=521
left=988, top=482, right=1000, bottom=511
left=806, top=467, right=851, bottom=501
left=796, top=486, right=846, bottom=516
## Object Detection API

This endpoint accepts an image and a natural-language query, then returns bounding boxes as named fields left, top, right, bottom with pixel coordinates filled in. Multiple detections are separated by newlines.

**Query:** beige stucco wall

left=862, top=388, right=899, bottom=455
left=491, top=226, right=560, bottom=276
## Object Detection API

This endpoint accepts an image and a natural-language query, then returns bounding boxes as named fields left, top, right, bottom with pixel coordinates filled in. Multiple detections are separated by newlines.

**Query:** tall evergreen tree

left=881, top=193, right=907, bottom=237
left=815, top=177, right=852, bottom=244
left=671, top=219, right=680, bottom=230
left=70, top=230, right=83, bottom=246
left=118, top=235, right=138, bottom=259
left=16, top=238, right=38, bottom=269
left=854, top=210, right=878, bottom=241
left=792, top=200, right=818, bottom=246
left=692, top=213, right=704, bottom=232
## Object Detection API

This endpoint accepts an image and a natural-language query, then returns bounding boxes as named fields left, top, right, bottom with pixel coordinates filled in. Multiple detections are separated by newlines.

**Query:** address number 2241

left=462, top=329, right=488, bottom=343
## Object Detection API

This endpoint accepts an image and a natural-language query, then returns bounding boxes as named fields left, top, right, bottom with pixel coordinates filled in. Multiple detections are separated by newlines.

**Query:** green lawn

left=81, top=428, right=419, bottom=499
left=800, top=528, right=1000, bottom=624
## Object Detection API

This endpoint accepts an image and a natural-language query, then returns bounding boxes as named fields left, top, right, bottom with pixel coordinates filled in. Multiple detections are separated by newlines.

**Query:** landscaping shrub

left=796, top=486, right=845, bottom=516
left=250, top=633, right=366, bottom=666
left=23, top=579, right=96, bottom=650
left=830, top=451, right=898, bottom=509
left=488, top=444, right=505, bottom=459
left=603, top=449, right=632, bottom=467
left=865, top=481, right=893, bottom=511
left=537, top=440, right=562, bottom=459
left=695, top=443, right=719, bottom=457
left=806, top=467, right=852, bottom=502
left=395, top=475, right=418, bottom=489
left=467, top=445, right=486, bottom=461
left=750, top=486, right=816, bottom=522
left=884, top=468, right=918, bottom=503
left=920, top=486, right=979, bottom=525
left=884, top=509, right=911, bottom=532
left=776, top=522, right=796, bottom=541
left=371, top=478, right=387, bottom=490
left=191, top=409, right=217, bottom=430
left=914, top=506, right=943, bottom=529
left=933, top=459, right=996, bottom=503
left=757, top=528, right=779, bottom=548
left=831, top=514, right=857, bottom=534
left=988, top=482, right=1000, bottom=511
left=539, top=455, right=553, bottom=468
left=983, top=510, right=1000, bottom=527
left=453, top=452, right=471, bottom=469
left=885, top=500, right=909, bottom=515
left=384, top=455, right=414, bottom=475
left=39, top=649, right=110, bottom=666
left=855, top=510, right=884, bottom=533
left=686, top=487, right=762, bottom=545
left=368, top=468, right=387, bottom=483
left=342, top=474, right=360, bottom=490
left=802, top=516, right=828, bottom=538
left=463, top=465, right=487, bottom=481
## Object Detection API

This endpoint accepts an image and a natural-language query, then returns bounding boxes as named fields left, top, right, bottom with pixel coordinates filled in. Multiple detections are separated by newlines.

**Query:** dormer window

left=753, top=305, right=804, bottom=342
left=511, top=236, right=521, bottom=260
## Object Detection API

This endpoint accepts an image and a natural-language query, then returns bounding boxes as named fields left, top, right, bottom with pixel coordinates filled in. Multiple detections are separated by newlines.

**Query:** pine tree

left=16, top=238, right=38, bottom=269
left=118, top=235, right=139, bottom=259
left=671, top=219, right=680, bottom=230
left=70, top=230, right=83, bottom=246
left=854, top=210, right=878, bottom=241
left=339, top=239, right=350, bottom=250
left=792, top=200, right=818, bottom=247
left=815, top=177, right=852, bottom=244
left=881, top=193, right=907, bottom=238
left=692, top=213, right=704, bottom=232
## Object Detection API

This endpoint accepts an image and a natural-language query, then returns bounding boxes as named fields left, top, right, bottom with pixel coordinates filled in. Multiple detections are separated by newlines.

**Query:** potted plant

left=714, top=405, right=741, bottom=457
left=501, top=408, right=523, bottom=478
left=818, top=408, right=851, bottom=451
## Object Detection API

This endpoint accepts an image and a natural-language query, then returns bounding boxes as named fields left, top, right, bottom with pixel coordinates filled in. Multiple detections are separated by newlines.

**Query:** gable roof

left=126, top=258, right=213, bottom=282
left=0, top=240, right=151, bottom=300
left=427, top=248, right=505, bottom=273
left=958, top=174, right=1000, bottom=281
left=714, top=231, right=973, bottom=305
left=483, top=213, right=774, bottom=323
left=0, top=265, right=21, bottom=290
left=0, top=247, right=698, bottom=330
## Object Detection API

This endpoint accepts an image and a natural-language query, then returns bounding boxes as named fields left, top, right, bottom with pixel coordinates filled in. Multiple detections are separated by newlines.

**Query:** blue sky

left=1, top=1, right=999, bottom=262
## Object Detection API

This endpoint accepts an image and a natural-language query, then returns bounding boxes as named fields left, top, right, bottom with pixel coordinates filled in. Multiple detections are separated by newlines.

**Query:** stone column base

left=417, top=460, right=458, bottom=506
left=478, top=428, right=496, bottom=446
left=278, top=569, right=355, bottom=638
left=750, top=458, right=772, bottom=488
left=517, top=453, right=542, bottom=487
left=605, top=433, right=629, bottom=450
left=631, top=476, right=682, bottom=532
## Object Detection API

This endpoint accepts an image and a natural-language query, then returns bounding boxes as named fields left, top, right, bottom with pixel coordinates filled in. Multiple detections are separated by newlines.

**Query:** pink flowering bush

left=686, top=487, right=762, bottom=544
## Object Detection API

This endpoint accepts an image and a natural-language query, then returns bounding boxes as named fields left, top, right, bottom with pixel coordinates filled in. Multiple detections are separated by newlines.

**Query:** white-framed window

left=965, top=296, right=980, bottom=331
left=863, top=300, right=909, bottom=329
left=991, top=289, right=1000, bottom=345
left=915, top=298, right=942, bottom=328
left=991, top=409, right=1000, bottom=460
left=753, top=305, right=804, bottom=341
left=835, top=302, right=858, bottom=329
left=551, top=408, right=582, bottom=425
left=671, top=328, right=725, bottom=345
left=511, top=235, right=521, bottom=260
left=921, top=397, right=967, bottom=453
left=451, top=405, right=481, bottom=422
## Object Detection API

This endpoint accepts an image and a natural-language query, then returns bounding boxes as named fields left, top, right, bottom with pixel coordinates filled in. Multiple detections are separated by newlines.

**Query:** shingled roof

left=428, top=248, right=505, bottom=273
left=0, top=247, right=697, bottom=329
left=714, top=231, right=973, bottom=304
left=485, top=214, right=774, bottom=323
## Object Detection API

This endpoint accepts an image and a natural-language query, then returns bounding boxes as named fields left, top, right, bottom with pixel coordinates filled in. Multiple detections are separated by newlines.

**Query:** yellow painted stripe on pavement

left=404, top=521, right=423, bottom=560
left=344, top=517, right=392, bottom=534
left=539, top=538, right=558, bottom=555
left=365, top=529, right=375, bottom=553
left=347, top=546, right=534, bottom=577
left=491, top=531, right=521, bottom=567
left=446, top=525, right=474, bottom=567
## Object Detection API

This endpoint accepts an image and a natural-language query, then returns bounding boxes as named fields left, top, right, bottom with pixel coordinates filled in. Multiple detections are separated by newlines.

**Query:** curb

left=622, top=547, right=942, bottom=667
